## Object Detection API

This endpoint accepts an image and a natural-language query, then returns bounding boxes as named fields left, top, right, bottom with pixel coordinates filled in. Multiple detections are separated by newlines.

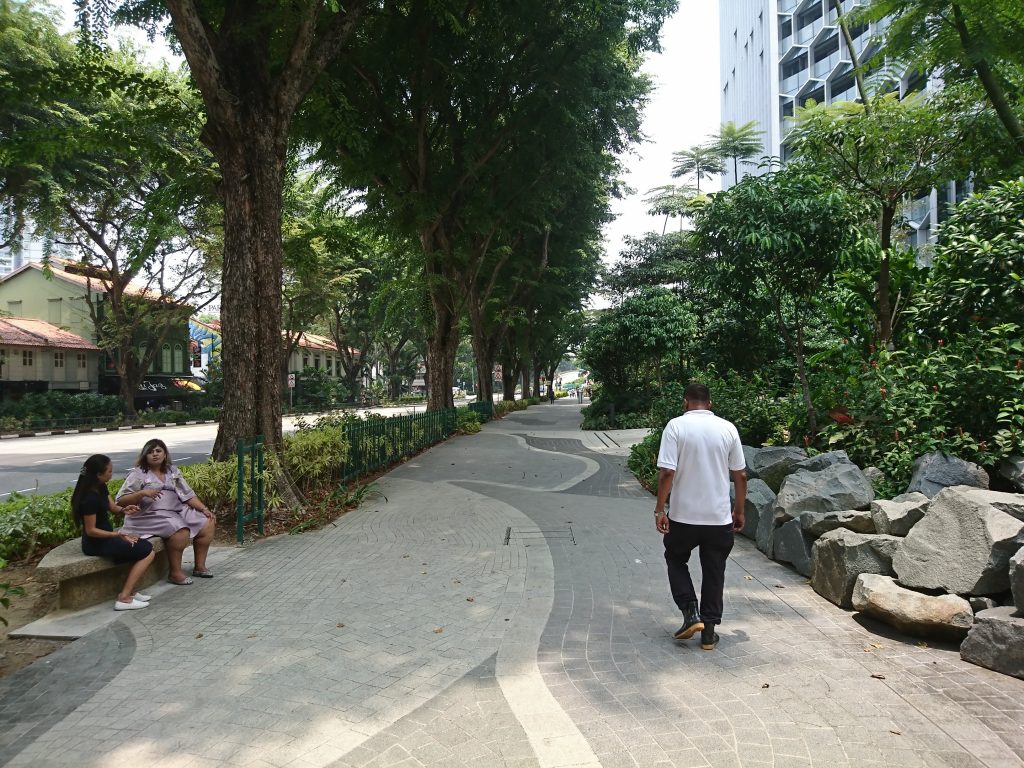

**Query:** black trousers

left=663, top=520, right=734, bottom=625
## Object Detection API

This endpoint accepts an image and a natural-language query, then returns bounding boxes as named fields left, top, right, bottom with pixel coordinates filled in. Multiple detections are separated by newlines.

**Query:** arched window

left=139, top=343, right=154, bottom=372
left=173, top=344, right=183, bottom=373
left=162, top=344, right=172, bottom=372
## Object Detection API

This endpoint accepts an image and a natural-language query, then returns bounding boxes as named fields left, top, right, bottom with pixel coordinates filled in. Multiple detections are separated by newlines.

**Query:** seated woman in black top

left=72, top=454, right=156, bottom=611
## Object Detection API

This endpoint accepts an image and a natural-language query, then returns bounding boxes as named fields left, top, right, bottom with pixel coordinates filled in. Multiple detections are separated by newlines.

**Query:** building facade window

left=303, top=355, right=310, bottom=369
left=78, top=352, right=87, bottom=369
left=22, top=349, right=34, bottom=367
left=173, top=343, right=183, bottom=372
left=48, top=298, right=62, bottom=324
left=54, top=351, right=65, bottom=368
left=0, top=348, right=6, bottom=372
left=162, top=344, right=172, bottom=372
left=8, top=300, right=22, bottom=315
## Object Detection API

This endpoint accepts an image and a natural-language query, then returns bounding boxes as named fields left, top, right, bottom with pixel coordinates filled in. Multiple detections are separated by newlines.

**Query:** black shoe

left=701, top=625, right=720, bottom=650
left=673, top=601, right=704, bottom=640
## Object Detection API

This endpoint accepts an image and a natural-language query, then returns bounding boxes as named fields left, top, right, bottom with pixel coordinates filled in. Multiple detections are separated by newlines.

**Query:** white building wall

left=719, top=0, right=777, bottom=188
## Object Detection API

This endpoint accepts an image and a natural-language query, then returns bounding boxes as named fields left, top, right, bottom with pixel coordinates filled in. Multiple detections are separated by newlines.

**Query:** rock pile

left=736, top=448, right=1024, bottom=680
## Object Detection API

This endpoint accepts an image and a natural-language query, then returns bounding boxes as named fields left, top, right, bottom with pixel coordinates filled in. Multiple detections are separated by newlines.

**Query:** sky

left=51, top=0, right=721, bottom=265
left=603, top=3, right=722, bottom=263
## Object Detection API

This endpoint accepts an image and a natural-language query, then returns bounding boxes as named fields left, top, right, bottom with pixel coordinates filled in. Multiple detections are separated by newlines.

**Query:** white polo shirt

left=656, top=409, right=745, bottom=525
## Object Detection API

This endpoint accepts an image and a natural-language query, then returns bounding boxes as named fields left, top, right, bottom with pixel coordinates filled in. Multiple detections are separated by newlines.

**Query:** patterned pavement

left=1, top=399, right=1022, bottom=768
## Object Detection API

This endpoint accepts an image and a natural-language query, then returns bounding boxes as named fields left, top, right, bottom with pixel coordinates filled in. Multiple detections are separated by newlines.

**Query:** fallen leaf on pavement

left=337, top=623, right=345, bottom=628
left=890, top=730, right=901, bottom=736
left=433, top=627, right=444, bottom=634
left=761, top=683, right=769, bottom=689
left=773, top=584, right=786, bottom=588
left=871, top=674, right=886, bottom=680
left=195, top=633, right=203, bottom=639
left=744, top=576, right=753, bottom=580
left=466, top=597, right=475, bottom=602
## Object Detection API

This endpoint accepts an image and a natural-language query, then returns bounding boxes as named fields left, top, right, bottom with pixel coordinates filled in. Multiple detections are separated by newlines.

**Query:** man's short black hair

left=684, top=382, right=710, bottom=403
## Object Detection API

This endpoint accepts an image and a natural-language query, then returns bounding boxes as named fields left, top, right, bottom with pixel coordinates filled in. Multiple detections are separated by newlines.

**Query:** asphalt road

left=0, top=401, right=473, bottom=500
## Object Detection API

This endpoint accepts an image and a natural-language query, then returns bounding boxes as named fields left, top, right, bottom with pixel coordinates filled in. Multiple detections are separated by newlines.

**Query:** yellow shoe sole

left=673, top=623, right=704, bottom=640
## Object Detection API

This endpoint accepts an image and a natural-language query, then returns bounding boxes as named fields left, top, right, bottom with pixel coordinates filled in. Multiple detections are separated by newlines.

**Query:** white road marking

left=32, top=455, right=89, bottom=465
left=0, top=487, right=39, bottom=497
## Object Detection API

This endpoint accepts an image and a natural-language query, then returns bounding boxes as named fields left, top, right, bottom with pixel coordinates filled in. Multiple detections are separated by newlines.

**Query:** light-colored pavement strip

left=1, top=399, right=1023, bottom=768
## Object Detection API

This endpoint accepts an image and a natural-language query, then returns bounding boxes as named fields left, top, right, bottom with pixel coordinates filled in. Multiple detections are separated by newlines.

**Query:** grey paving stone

left=2, top=402, right=1024, bottom=768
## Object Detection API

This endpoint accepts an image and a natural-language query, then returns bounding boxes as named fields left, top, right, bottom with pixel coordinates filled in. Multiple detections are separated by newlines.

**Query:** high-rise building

left=0, top=239, right=52, bottom=277
left=719, top=0, right=956, bottom=250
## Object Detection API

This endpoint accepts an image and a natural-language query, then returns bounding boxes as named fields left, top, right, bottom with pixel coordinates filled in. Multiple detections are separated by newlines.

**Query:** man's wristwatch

left=654, top=510, right=665, bottom=517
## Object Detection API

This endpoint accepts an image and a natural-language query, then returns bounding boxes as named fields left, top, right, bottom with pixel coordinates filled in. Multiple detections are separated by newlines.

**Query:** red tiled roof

left=0, top=318, right=99, bottom=350
left=294, top=332, right=338, bottom=352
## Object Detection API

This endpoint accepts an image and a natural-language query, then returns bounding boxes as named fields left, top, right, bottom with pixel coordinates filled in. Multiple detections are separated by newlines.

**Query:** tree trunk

left=426, top=324, right=457, bottom=410
left=473, top=351, right=494, bottom=405
left=386, top=347, right=404, bottom=400
left=774, top=302, right=817, bottom=439
left=877, top=204, right=895, bottom=346
left=119, top=365, right=141, bottom=417
left=532, top=368, right=541, bottom=400
left=831, top=0, right=870, bottom=107
left=502, top=364, right=518, bottom=401
left=211, top=125, right=287, bottom=460
left=951, top=3, right=1024, bottom=155
left=521, top=363, right=531, bottom=399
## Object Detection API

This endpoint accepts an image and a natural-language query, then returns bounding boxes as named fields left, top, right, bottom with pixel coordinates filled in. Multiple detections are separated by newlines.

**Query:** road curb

left=0, top=420, right=219, bottom=440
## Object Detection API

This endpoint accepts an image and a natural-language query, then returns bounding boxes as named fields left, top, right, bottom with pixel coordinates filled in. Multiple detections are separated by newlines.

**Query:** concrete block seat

left=36, top=537, right=168, bottom=610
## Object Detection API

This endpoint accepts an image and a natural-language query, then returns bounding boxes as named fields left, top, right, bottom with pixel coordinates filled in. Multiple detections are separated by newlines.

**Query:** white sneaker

left=114, top=598, right=149, bottom=611
left=133, top=593, right=152, bottom=602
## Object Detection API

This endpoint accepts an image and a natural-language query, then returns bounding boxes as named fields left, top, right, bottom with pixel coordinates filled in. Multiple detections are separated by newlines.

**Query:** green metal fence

left=468, top=401, right=493, bottom=422
left=236, top=436, right=265, bottom=544
left=340, top=408, right=457, bottom=483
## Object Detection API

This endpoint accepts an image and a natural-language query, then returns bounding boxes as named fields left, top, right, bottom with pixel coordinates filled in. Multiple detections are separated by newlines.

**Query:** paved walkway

left=1, top=401, right=1023, bottom=768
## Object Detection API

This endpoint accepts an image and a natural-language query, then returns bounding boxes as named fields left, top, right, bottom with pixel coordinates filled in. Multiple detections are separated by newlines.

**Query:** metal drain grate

left=504, top=525, right=575, bottom=545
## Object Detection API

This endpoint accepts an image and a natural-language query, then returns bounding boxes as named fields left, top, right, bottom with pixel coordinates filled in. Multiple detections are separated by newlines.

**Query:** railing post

left=235, top=438, right=245, bottom=544
left=256, top=436, right=265, bottom=535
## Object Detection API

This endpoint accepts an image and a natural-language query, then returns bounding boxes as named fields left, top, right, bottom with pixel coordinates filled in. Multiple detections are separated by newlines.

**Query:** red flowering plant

left=815, top=324, right=1023, bottom=496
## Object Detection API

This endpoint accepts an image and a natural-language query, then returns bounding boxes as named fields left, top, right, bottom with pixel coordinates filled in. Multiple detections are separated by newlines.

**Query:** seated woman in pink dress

left=116, top=438, right=216, bottom=585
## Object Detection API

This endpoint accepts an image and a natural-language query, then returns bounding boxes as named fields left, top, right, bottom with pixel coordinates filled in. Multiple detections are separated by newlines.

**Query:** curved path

left=1, top=400, right=1023, bottom=767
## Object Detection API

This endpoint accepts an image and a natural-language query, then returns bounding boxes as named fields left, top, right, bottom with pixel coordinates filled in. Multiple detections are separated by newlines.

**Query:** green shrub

left=151, top=410, right=189, bottom=424
left=179, top=458, right=282, bottom=511
left=195, top=406, right=220, bottom=421
left=0, top=556, right=24, bottom=627
left=817, top=324, right=1024, bottom=495
left=0, top=416, right=22, bottom=432
left=456, top=410, right=481, bottom=434
left=282, top=426, right=350, bottom=488
left=0, top=392, right=123, bottom=426
left=0, top=489, right=77, bottom=561
left=626, top=431, right=660, bottom=492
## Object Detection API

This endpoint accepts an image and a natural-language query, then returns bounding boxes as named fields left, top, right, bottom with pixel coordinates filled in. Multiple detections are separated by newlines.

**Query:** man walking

left=654, top=383, right=746, bottom=650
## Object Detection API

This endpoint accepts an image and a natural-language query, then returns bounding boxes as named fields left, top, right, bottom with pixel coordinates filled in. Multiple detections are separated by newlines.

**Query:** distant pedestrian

left=576, top=387, right=583, bottom=403
left=548, top=384, right=555, bottom=404
left=654, top=382, right=746, bottom=650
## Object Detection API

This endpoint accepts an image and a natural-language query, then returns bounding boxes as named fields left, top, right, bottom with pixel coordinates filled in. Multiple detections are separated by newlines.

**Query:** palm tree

left=709, top=120, right=764, bottom=184
left=644, top=184, right=696, bottom=234
left=670, top=145, right=724, bottom=192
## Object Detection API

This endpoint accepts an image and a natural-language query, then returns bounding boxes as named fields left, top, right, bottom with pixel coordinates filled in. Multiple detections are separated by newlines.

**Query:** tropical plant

left=858, top=0, right=1024, bottom=154
left=708, top=120, right=763, bottom=183
left=671, top=144, right=725, bottom=192
left=910, top=178, right=1024, bottom=337
left=692, top=164, right=869, bottom=436
left=789, top=92, right=973, bottom=344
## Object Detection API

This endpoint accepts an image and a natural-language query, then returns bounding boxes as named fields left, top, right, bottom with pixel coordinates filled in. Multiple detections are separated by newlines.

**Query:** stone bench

left=36, top=537, right=168, bottom=610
